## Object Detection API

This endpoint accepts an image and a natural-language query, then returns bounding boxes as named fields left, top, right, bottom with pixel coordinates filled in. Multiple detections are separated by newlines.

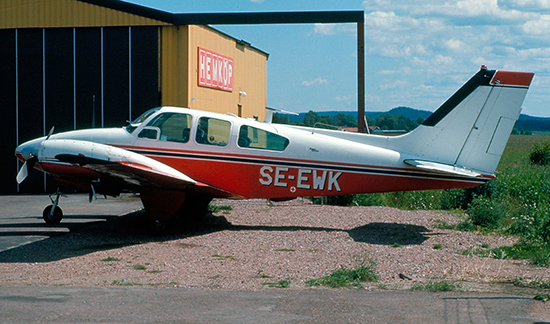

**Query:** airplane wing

left=40, top=139, right=238, bottom=199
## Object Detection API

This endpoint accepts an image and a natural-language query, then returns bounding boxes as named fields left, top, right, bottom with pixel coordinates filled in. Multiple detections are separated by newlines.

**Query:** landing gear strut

left=42, top=189, right=64, bottom=224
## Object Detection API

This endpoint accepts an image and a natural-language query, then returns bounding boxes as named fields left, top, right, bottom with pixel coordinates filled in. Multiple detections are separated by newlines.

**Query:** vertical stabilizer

left=388, top=66, right=534, bottom=174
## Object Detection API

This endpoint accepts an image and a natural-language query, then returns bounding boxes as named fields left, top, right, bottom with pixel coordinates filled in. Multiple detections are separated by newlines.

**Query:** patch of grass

left=111, top=279, right=142, bottom=286
left=306, top=256, right=378, bottom=288
left=208, top=205, right=233, bottom=213
left=275, top=248, right=296, bottom=252
left=432, top=244, right=442, bottom=250
left=146, top=269, right=162, bottom=274
left=513, top=277, right=550, bottom=289
left=211, top=254, right=236, bottom=260
left=133, top=264, right=147, bottom=270
left=262, top=279, right=291, bottom=288
left=100, top=257, right=121, bottom=262
left=254, top=270, right=272, bottom=279
left=390, top=243, right=402, bottom=248
left=534, top=293, right=550, bottom=302
left=411, top=281, right=461, bottom=292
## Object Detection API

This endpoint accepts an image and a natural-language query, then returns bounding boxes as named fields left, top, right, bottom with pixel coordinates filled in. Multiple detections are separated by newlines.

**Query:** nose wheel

left=42, top=189, right=64, bottom=224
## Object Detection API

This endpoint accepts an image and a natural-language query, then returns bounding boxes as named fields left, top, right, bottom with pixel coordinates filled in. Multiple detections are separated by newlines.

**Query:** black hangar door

left=0, top=26, right=160, bottom=194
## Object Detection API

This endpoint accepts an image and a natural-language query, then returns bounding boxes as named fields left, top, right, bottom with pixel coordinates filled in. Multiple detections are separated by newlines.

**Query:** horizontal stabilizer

left=403, top=159, right=481, bottom=178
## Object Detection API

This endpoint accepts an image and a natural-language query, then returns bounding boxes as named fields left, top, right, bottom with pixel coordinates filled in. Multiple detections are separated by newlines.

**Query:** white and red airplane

left=15, top=66, right=534, bottom=230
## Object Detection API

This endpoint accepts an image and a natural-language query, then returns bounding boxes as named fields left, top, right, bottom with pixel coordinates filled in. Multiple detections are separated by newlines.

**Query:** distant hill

left=286, top=106, right=432, bottom=123
left=516, top=114, right=550, bottom=132
left=282, top=108, right=550, bottom=132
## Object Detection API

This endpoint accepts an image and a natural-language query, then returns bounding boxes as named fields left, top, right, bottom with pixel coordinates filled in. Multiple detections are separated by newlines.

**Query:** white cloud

left=302, top=77, right=328, bottom=86
left=333, top=95, right=352, bottom=102
left=314, top=24, right=336, bottom=35
left=522, top=14, right=550, bottom=34
left=356, top=0, right=550, bottom=115
left=312, top=23, right=356, bottom=36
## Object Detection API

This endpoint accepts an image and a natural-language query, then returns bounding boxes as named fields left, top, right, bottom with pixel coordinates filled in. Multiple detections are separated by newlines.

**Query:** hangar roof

left=78, top=0, right=364, bottom=25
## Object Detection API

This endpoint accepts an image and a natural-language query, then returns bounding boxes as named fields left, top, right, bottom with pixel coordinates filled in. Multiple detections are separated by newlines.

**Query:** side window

left=146, top=113, right=192, bottom=143
left=196, top=117, right=231, bottom=146
left=137, top=127, right=159, bottom=140
left=238, top=125, right=289, bottom=151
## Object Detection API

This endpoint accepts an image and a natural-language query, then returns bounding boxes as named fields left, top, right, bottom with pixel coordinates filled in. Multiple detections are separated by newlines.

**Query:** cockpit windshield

left=125, top=107, right=160, bottom=133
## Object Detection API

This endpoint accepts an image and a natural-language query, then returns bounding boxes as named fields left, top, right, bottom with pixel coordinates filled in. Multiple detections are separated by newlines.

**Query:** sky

left=125, top=0, right=550, bottom=117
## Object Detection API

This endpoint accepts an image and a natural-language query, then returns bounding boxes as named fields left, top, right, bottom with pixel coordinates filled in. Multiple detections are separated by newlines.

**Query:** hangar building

left=1, top=0, right=269, bottom=194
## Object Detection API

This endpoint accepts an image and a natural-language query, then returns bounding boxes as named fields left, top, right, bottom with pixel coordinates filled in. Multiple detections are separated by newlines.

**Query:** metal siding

left=187, top=25, right=267, bottom=120
left=0, top=29, right=18, bottom=194
left=0, top=0, right=169, bottom=29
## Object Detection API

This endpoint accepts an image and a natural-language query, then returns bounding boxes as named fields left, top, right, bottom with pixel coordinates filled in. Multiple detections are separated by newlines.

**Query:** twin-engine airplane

left=15, top=66, right=534, bottom=231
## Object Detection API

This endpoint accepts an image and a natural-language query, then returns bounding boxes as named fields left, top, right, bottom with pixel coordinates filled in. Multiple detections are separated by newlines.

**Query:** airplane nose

left=15, top=137, right=43, bottom=162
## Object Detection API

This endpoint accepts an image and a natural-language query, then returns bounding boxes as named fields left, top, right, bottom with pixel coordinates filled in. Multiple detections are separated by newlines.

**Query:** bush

left=529, top=141, right=550, bottom=165
left=466, top=196, right=506, bottom=229
left=352, top=193, right=387, bottom=206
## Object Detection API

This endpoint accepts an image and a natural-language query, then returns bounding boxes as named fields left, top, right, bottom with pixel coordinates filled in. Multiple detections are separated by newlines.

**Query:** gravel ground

left=0, top=198, right=548, bottom=295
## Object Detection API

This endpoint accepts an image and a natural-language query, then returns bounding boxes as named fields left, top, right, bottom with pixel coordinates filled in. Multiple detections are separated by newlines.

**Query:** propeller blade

left=46, top=126, right=55, bottom=140
left=16, top=156, right=37, bottom=184
left=16, top=161, right=29, bottom=184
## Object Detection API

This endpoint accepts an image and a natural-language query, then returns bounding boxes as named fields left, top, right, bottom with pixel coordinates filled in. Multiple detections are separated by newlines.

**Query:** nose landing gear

left=42, top=189, right=65, bottom=224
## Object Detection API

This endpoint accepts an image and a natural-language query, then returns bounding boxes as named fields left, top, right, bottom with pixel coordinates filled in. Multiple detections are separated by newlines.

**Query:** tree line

left=272, top=111, right=424, bottom=132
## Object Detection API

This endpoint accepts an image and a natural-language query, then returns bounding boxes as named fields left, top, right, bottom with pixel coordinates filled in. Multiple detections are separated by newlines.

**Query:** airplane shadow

left=0, top=211, right=436, bottom=263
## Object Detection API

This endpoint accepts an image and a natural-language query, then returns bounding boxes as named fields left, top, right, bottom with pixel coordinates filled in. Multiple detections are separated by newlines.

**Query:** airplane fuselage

left=17, top=107, right=489, bottom=201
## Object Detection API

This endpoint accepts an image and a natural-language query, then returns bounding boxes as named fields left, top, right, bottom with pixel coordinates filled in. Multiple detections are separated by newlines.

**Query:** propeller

left=16, top=126, right=55, bottom=184
left=16, top=156, right=37, bottom=184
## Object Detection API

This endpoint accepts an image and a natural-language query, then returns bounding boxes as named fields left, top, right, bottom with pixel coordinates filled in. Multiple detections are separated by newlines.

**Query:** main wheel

left=43, top=205, right=63, bottom=224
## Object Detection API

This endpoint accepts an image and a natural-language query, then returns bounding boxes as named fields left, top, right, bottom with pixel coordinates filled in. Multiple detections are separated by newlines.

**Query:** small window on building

left=196, top=117, right=231, bottom=146
left=146, top=113, right=192, bottom=143
left=238, top=125, right=289, bottom=151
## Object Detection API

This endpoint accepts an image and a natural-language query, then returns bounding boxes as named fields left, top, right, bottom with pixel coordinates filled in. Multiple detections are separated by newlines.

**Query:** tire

left=43, top=205, right=63, bottom=224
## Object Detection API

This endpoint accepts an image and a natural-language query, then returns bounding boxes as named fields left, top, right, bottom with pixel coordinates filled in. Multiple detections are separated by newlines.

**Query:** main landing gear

left=42, top=189, right=65, bottom=224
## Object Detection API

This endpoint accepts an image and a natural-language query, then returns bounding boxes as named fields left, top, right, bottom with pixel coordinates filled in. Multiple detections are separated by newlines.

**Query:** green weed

left=410, top=281, right=461, bottom=292
left=254, top=270, right=272, bottom=278
left=211, top=254, right=236, bottom=260
left=100, top=257, right=121, bottom=262
left=133, top=264, right=147, bottom=270
left=111, top=279, right=142, bottom=286
left=262, top=279, right=291, bottom=288
left=306, top=256, right=378, bottom=288
left=208, top=205, right=233, bottom=213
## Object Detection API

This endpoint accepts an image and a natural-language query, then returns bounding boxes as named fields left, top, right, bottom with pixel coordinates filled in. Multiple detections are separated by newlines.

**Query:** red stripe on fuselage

left=116, top=145, right=489, bottom=199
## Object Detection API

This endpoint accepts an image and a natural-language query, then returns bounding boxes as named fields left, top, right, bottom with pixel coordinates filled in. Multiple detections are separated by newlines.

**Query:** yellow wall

left=0, top=0, right=168, bottom=28
left=187, top=25, right=267, bottom=121
left=160, top=25, right=190, bottom=108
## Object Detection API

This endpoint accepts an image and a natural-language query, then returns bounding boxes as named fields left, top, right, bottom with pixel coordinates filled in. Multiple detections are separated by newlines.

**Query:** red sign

left=198, top=47, right=233, bottom=92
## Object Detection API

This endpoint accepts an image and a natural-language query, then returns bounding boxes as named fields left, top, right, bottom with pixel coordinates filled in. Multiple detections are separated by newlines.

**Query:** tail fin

left=389, top=66, right=534, bottom=174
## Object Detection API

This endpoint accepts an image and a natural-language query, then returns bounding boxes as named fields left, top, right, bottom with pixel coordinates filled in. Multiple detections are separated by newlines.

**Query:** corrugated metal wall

left=0, top=0, right=168, bottom=28
left=1, top=26, right=160, bottom=193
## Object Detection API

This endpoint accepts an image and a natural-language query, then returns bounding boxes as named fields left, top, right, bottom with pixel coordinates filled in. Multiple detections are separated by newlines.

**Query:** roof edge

left=77, top=0, right=175, bottom=24
left=77, top=1, right=364, bottom=25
